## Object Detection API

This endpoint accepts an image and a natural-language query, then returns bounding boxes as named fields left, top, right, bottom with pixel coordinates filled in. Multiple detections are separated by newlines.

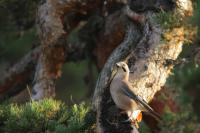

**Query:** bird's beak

left=110, top=67, right=118, bottom=82
left=116, top=63, right=120, bottom=67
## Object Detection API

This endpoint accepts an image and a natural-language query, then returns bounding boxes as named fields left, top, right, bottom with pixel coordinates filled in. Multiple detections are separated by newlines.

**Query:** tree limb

left=0, top=47, right=40, bottom=101
left=32, top=0, right=104, bottom=100
left=0, top=9, right=106, bottom=101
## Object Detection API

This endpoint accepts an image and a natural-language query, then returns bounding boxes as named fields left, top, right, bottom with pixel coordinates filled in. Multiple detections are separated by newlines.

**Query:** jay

left=110, top=61, right=160, bottom=127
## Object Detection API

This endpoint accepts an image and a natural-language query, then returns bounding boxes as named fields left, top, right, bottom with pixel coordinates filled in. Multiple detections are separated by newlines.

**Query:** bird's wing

left=121, top=81, right=161, bottom=120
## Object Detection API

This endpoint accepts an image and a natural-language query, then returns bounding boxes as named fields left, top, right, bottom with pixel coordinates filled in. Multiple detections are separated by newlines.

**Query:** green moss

left=154, top=11, right=183, bottom=29
left=0, top=99, right=95, bottom=133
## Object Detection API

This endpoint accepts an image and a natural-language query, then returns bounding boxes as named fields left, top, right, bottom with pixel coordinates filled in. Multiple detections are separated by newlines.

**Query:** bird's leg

left=120, top=111, right=133, bottom=123
left=132, top=111, right=143, bottom=128
left=120, top=111, right=141, bottom=129
left=120, top=112, right=139, bottom=129
left=132, top=121, right=139, bottom=129
left=121, top=117, right=132, bottom=123
left=129, top=111, right=142, bottom=128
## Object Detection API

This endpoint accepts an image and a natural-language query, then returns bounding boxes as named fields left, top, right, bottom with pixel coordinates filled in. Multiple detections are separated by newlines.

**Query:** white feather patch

left=131, top=110, right=141, bottom=120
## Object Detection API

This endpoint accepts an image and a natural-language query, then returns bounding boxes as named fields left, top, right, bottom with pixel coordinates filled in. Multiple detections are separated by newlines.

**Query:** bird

left=110, top=61, right=160, bottom=127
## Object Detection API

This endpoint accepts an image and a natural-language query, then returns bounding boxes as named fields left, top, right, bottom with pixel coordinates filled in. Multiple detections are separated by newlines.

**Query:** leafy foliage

left=0, top=99, right=96, bottom=133
left=0, top=0, right=39, bottom=30
left=157, top=63, right=200, bottom=133
left=190, top=1, right=200, bottom=30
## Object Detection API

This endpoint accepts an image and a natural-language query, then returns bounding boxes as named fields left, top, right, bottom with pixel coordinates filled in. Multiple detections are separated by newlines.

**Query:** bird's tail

left=145, top=109, right=162, bottom=122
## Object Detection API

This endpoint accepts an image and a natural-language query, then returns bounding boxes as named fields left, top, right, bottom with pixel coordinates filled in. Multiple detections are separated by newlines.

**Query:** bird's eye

left=122, top=67, right=126, bottom=72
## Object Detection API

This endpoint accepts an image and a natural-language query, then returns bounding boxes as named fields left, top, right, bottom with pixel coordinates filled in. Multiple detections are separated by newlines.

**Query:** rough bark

left=0, top=47, right=40, bottom=101
left=93, top=0, right=193, bottom=132
left=0, top=2, right=125, bottom=101
left=0, top=7, right=123, bottom=101
left=32, top=0, right=103, bottom=100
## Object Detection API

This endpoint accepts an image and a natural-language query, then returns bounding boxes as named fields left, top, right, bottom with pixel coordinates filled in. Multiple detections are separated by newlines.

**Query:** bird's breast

left=110, top=80, right=139, bottom=111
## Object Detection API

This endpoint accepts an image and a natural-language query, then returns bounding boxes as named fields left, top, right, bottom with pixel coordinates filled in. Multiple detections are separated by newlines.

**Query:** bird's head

left=116, top=61, right=130, bottom=73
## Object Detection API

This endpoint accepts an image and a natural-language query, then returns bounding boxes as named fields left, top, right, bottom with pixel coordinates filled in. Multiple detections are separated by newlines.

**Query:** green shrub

left=0, top=99, right=95, bottom=133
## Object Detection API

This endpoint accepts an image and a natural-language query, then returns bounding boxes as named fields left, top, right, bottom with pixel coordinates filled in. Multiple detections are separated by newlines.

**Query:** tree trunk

left=93, top=0, right=193, bottom=132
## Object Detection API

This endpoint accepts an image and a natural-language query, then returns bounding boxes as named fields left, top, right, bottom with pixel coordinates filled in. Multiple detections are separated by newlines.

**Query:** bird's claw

left=131, top=121, right=139, bottom=129
left=121, top=118, right=139, bottom=129
left=121, top=117, right=132, bottom=123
